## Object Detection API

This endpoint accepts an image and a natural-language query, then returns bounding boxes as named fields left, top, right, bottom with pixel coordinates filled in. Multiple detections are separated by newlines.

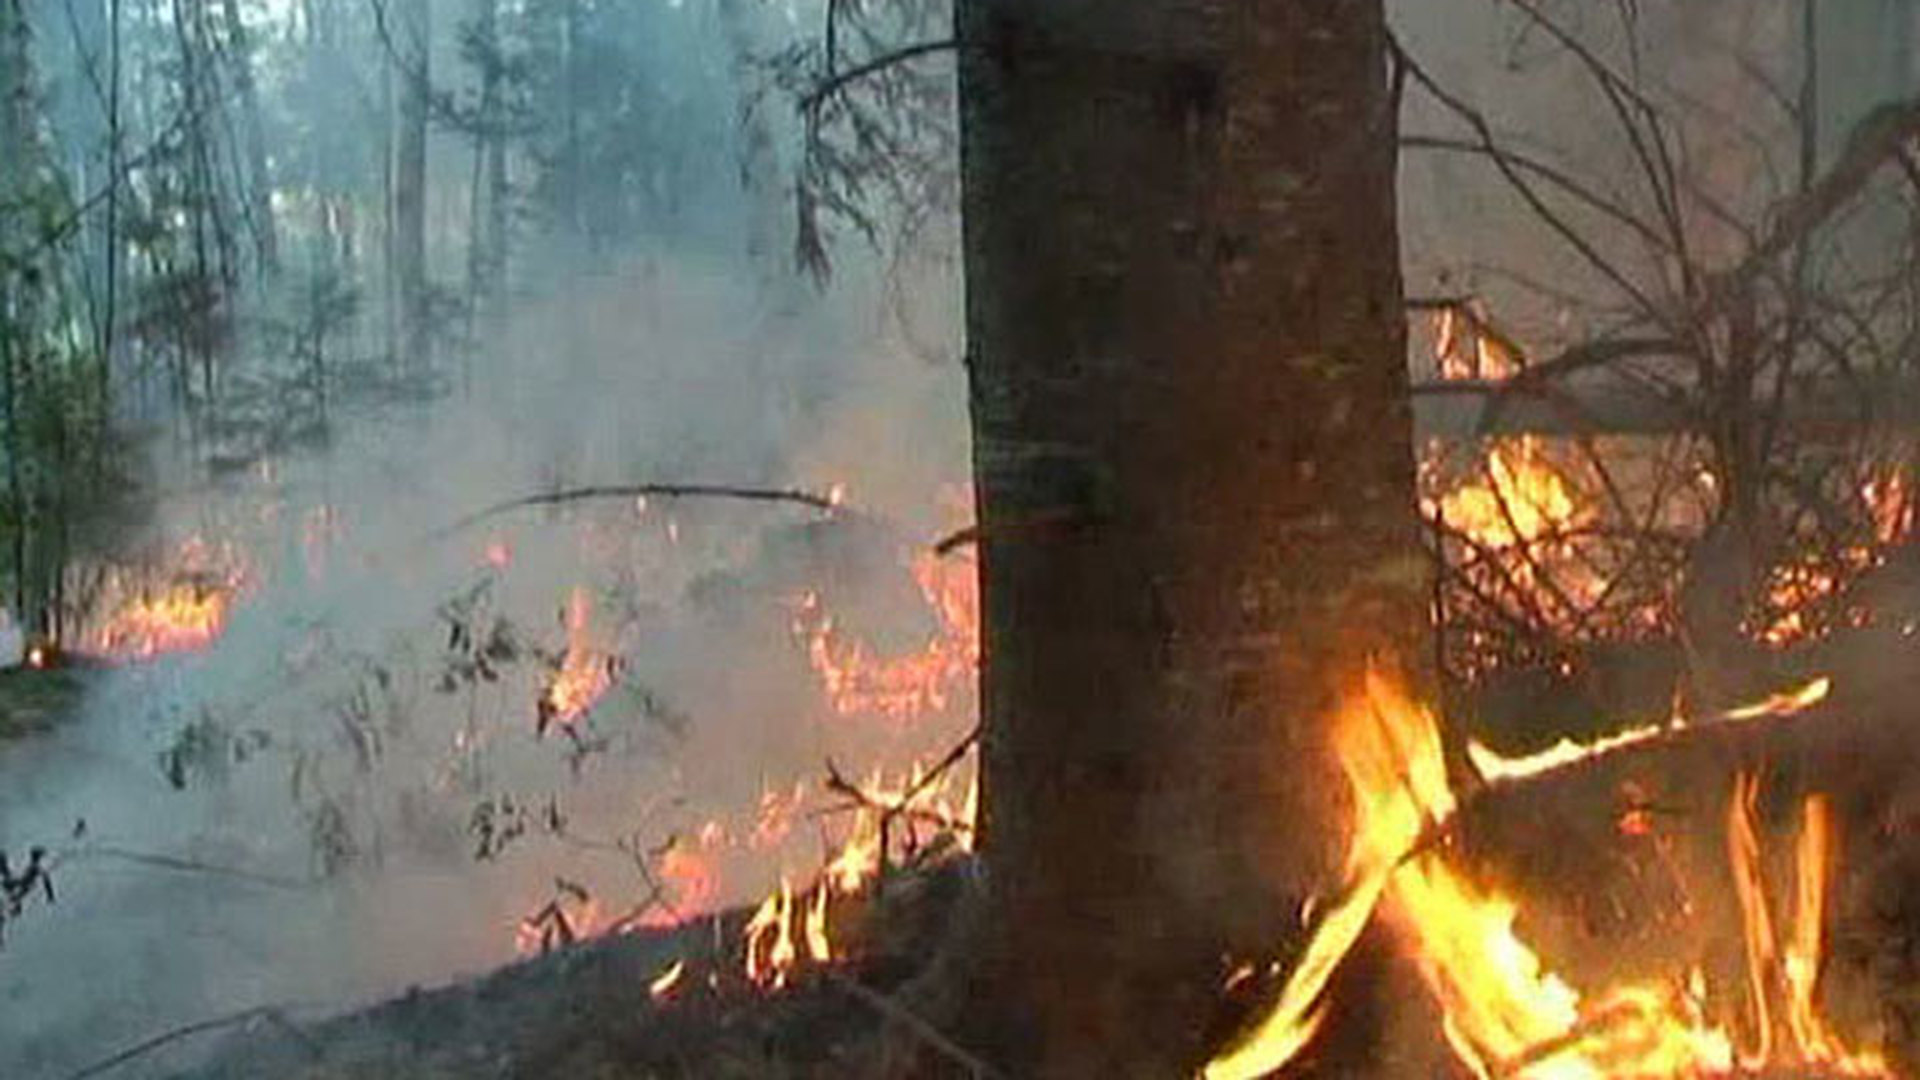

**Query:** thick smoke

left=0, top=3, right=969, bottom=1070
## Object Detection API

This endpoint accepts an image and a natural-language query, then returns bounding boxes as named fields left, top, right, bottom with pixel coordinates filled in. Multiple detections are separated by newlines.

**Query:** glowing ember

left=1206, top=668, right=1885, bottom=1080
left=636, top=840, right=721, bottom=929
left=483, top=538, right=513, bottom=570
left=540, top=586, right=614, bottom=730
left=1864, top=468, right=1915, bottom=547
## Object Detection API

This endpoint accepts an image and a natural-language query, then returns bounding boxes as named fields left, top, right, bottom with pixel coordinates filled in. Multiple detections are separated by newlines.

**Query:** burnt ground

left=155, top=864, right=984, bottom=1080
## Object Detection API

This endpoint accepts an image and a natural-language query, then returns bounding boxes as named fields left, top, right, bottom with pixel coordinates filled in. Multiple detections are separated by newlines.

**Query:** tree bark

left=957, top=1, right=1425, bottom=1075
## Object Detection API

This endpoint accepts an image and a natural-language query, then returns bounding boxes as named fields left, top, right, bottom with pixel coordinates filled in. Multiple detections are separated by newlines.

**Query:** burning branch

left=1207, top=671, right=1857, bottom=1080
left=820, top=725, right=980, bottom=874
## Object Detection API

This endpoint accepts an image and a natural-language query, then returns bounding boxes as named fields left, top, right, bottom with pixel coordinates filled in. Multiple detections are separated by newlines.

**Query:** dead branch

left=1736, top=97, right=1920, bottom=278
left=824, top=969, right=1010, bottom=1080
left=1389, top=33, right=1669, bottom=323
left=798, top=39, right=958, bottom=114
left=68, top=844, right=311, bottom=891
left=822, top=753, right=974, bottom=838
left=65, top=1004, right=319, bottom=1080
left=438, top=483, right=842, bottom=538
left=1399, top=136, right=1670, bottom=253
left=931, top=509, right=1087, bottom=556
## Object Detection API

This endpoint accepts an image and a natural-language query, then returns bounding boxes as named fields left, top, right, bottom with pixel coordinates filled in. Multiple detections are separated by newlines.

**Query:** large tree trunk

left=957, top=1, right=1425, bottom=1074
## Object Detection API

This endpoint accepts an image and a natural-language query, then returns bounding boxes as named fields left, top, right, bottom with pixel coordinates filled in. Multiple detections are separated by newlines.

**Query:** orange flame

left=1206, top=668, right=1885, bottom=1080
left=542, top=586, right=612, bottom=727
left=87, top=538, right=249, bottom=660
left=797, top=551, right=978, bottom=723
left=1436, top=438, right=1587, bottom=554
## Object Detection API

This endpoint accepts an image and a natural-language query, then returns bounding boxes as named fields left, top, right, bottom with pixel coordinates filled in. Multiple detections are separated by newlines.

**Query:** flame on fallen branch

left=1465, top=676, right=1830, bottom=785
left=649, top=959, right=687, bottom=1002
left=1205, top=668, right=1884, bottom=1080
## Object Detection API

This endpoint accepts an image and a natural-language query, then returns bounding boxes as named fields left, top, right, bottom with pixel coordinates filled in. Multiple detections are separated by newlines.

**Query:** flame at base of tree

left=1206, top=668, right=1889, bottom=1080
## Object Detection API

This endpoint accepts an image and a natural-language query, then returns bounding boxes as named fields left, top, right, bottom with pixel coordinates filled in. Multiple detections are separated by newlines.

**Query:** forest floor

left=0, top=664, right=90, bottom=741
left=159, top=864, right=984, bottom=1080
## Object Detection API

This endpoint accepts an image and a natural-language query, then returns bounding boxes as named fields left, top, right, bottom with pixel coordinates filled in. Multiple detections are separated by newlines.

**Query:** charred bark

left=957, top=1, right=1427, bottom=1075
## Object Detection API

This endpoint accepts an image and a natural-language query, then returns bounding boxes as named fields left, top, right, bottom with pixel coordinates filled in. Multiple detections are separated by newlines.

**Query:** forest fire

left=1437, top=437, right=1588, bottom=553
left=796, top=550, right=979, bottom=722
left=84, top=539, right=250, bottom=661
left=1207, top=669, right=1888, bottom=1080
left=499, top=530, right=981, bottom=991
left=539, top=586, right=614, bottom=730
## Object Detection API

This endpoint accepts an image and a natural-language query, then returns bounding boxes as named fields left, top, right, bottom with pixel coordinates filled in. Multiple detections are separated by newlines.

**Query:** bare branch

left=799, top=39, right=958, bottom=115
left=438, top=483, right=843, bottom=538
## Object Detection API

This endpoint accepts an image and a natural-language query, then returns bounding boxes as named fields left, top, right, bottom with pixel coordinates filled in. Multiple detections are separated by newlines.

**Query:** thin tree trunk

left=2, top=0, right=36, bottom=634
left=464, top=0, right=501, bottom=355
left=958, top=1, right=1425, bottom=1074
left=100, top=0, right=120, bottom=435
left=220, top=0, right=277, bottom=274
left=393, top=0, right=430, bottom=368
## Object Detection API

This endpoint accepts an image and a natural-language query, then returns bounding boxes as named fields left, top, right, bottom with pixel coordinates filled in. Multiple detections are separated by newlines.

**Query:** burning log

left=1206, top=669, right=1895, bottom=1080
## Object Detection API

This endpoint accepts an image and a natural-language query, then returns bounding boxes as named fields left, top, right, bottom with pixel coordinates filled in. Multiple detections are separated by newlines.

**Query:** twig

left=59, top=844, right=310, bottom=891
left=799, top=39, right=958, bottom=114
left=1734, top=96, right=1920, bottom=279
left=824, top=969, right=1010, bottom=1080
left=1389, top=33, right=1668, bottom=323
left=65, top=1004, right=318, bottom=1079
left=437, top=483, right=842, bottom=538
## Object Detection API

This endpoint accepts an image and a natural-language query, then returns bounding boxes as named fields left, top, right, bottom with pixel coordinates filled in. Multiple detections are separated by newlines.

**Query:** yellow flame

left=543, top=586, right=612, bottom=726
left=648, top=959, right=686, bottom=1001
left=1439, top=438, right=1584, bottom=550
left=1206, top=668, right=1884, bottom=1079
left=805, top=882, right=832, bottom=963
left=744, top=877, right=798, bottom=990
left=1468, top=677, right=1831, bottom=784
